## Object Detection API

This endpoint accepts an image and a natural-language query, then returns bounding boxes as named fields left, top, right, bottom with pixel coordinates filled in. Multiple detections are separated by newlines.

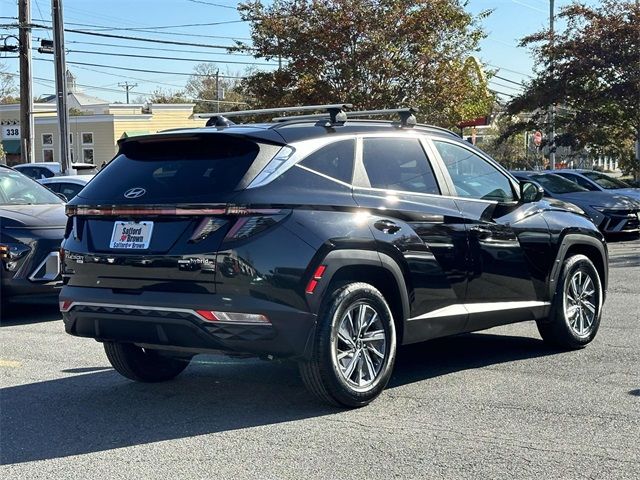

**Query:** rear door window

left=77, top=135, right=261, bottom=203
left=362, top=137, right=440, bottom=194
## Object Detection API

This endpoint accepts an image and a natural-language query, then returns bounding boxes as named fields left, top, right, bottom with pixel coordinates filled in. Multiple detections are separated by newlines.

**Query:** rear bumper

left=60, top=286, right=317, bottom=359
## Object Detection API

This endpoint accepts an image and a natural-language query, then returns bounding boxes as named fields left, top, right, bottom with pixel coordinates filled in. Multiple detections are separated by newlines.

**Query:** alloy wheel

left=564, top=269, right=598, bottom=337
left=332, top=302, right=387, bottom=390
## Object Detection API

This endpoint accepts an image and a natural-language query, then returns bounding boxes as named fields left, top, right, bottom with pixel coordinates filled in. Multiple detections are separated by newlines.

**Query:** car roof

left=121, top=119, right=460, bottom=147
left=40, top=175, right=94, bottom=184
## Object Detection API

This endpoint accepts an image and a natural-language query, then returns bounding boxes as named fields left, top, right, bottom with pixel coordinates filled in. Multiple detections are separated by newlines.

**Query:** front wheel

left=104, top=342, right=190, bottom=382
left=537, top=254, right=603, bottom=349
left=299, top=282, right=397, bottom=407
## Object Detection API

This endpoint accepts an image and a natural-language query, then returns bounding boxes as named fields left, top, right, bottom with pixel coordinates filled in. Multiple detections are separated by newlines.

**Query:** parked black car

left=512, top=171, right=640, bottom=235
left=554, top=169, right=640, bottom=202
left=60, top=106, right=609, bottom=407
left=0, top=165, right=66, bottom=307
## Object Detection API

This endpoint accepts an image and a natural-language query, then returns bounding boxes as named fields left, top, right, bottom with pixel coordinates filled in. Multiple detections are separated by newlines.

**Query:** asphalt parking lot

left=1, top=239, right=638, bottom=479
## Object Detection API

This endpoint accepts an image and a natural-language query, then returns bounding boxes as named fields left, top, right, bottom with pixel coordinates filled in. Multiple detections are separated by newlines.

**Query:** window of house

left=42, top=133, right=53, bottom=145
left=43, top=149, right=54, bottom=162
left=81, top=132, right=94, bottom=145
left=69, top=133, right=73, bottom=145
left=82, top=148, right=94, bottom=164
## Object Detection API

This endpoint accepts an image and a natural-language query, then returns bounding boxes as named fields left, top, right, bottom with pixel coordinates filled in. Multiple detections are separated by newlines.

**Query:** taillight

left=189, top=217, right=227, bottom=243
left=195, top=310, right=270, bottom=324
left=223, top=210, right=287, bottom=242
left=59, top=300, right=74, bottom=312
left=305, top=265, right=327, bottom=294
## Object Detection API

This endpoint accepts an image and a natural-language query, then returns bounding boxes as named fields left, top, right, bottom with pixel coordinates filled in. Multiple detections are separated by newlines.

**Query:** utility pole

left=52, top=0, right=71, bottom=174
left=118, top=82, right=137, bottom=104
left=548, top=0, right=556, bottom=170
left=18, top=0, right=34, bottom=164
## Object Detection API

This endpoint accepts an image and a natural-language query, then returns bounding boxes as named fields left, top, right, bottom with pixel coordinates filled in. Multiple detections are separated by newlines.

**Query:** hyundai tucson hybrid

left=60, top=106, right=608, bottom=407
left=1, top=165, right=66, bottom=307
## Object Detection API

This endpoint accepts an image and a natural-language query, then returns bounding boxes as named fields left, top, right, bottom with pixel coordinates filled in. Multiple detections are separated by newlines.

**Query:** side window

left=434, top=141, right=514, bottom=202
left=299, top=139, right=354, bottom=184
left=44, top=183, right=60, bottom=193
left=560, top=173, right=597, bottom=191
left=40, top=168, right=55, bottom=179
left=58, top=183, right=83, bottom=200
left=362, top=137, right=439, bottom=194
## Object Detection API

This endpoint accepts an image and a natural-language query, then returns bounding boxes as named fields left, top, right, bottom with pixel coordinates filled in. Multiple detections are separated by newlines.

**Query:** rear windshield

left=76, top=135, right=260, bottom=203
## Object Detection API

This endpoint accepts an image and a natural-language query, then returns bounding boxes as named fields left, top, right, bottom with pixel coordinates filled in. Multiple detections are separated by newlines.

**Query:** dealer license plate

left=109, top=221, right=154, bottom=249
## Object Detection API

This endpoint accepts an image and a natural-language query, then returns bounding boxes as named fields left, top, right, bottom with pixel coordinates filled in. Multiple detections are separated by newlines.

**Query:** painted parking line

left=0, top=359, right=22, bottom=368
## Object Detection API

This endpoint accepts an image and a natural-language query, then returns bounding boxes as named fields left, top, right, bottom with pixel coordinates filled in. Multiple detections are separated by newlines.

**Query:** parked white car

left=14, top=162, right=97, bottom=180
left=39, top=175, right=94, bottom=201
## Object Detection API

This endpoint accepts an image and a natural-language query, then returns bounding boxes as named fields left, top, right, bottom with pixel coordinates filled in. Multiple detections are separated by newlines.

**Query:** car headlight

left=0, top=242, right=31, bottom=271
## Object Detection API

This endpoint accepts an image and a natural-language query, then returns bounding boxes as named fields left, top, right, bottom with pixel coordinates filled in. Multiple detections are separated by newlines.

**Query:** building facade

left=1, top=72, right=203, bottom=166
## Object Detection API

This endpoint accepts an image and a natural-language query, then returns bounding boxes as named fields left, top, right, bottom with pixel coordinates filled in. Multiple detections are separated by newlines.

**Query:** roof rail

left=196, top=103, right=352, bottom=126
left=273, top=107, right=419, bottom=128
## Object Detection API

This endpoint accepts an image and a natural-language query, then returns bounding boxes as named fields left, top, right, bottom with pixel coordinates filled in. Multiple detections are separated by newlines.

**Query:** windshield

left=582, top=171, right=631, bottom=189
left=528, top=173, right=589, bottom=194
left=0, top=169, right=64, bottom=205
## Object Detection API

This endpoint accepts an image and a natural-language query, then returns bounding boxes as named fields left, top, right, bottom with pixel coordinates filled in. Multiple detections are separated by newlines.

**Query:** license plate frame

left=109, top=221, right=154, bottom=250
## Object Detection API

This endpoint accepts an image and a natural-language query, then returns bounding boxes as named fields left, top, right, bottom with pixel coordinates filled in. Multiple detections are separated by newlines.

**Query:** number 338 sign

left=2, top=126, right=21, bottom=139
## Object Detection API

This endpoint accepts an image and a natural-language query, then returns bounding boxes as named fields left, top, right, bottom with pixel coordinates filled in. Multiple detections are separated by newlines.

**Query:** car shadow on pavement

left=0, top=303, right=61, bottom=327
left=0, top=332, right=558, bottom=465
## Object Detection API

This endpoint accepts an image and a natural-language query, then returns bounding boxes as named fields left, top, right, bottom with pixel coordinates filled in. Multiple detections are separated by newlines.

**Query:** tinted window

left=582, top=171, right=630, bottom=189
left=300, top=139, right=354, bottom=183
left=434, top=141, right=514, bottom=202
left=362, top=137, right=439, bottom=194
left=556, top=172, right=598, bottom=190
left=78, top=135, right=260, bottom=202
left=528, top=174, right=588, bottom=194
left=0, top=170, right=63, bottom=205
left=58, top=183, right=84, bottom=200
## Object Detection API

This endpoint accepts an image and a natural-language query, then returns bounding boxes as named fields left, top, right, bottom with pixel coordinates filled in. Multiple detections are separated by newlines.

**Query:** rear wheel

left=537, top=254, right=603, bottom=349
left=299, top=282, right=397, bottom=407
left=104, top=342, right=190, bottom=382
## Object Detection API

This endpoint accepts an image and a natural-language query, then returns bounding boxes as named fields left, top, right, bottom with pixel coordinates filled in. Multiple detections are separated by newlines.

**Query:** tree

left=0, top=62, right=18, bottom=103
left=184, top=63, right=247, bottom=113
left=503, top=0, right=640, bottom=177
left=480, top=113, right=538, bottom=170
left=141, top=88, right=189, bottom=104
left=234, top=0, right=494, bottom=127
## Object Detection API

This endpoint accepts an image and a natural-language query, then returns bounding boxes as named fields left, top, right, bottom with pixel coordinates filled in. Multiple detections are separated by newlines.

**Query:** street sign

left=1, top=125, right=21, bottom=139
left=533, top=131, right=543, bottom=146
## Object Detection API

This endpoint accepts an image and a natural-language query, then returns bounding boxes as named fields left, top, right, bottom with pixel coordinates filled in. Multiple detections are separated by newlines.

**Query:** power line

left=63, top=48, right=277, bottom=67
left=1, top=19, right=250, bottom=50
left=485, top=63, right=533, bottom=79
left=64, top=39, right=258, bottom=57
left=493, top=74, right=525, bottom=86
left=33, top=56, right=248, bottom=79
left=186, top=0, right=238, bottom=9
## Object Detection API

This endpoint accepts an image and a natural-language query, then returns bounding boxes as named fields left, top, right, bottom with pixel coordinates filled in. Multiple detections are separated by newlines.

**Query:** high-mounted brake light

left=305, top=265, right=327, bottom=294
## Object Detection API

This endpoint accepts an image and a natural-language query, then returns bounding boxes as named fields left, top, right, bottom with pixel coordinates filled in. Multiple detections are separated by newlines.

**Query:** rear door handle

left=374, top=220, right=401, bottom=234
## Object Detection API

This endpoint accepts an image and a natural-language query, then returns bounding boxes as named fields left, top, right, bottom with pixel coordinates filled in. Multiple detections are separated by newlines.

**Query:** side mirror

left=55, top=192, right=69, bottom=202
left=520, top=181, right=544, bottom=203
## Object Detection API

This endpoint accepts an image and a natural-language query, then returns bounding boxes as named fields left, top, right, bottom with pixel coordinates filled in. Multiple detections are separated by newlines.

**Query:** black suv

left=60, top=105, right=608, bottom=407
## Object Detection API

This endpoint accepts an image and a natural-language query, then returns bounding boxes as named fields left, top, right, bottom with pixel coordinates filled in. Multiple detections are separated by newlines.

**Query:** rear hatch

left=62, top=132, right=284, bottom=294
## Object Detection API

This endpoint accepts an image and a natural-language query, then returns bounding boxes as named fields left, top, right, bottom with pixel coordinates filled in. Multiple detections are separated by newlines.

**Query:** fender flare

left=308, top=249, right=410, bottom=324
left=548, top=233, right=608, bottom=298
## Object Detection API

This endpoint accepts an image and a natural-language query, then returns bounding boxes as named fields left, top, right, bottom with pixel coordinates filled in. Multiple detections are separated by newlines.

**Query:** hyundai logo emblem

left=123, top=187, right=146, bottom=199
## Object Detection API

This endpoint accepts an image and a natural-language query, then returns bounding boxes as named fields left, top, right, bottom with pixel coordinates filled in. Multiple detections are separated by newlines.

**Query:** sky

left=0, top=0, right=601, bottom=105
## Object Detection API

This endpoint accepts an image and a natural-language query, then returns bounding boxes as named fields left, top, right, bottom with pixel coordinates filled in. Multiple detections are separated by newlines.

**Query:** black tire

left=104, top=342, right=190, bottom=382
left=537, top=254, right=603, bottom=349
left=299, top=282, right=397, bottom=408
